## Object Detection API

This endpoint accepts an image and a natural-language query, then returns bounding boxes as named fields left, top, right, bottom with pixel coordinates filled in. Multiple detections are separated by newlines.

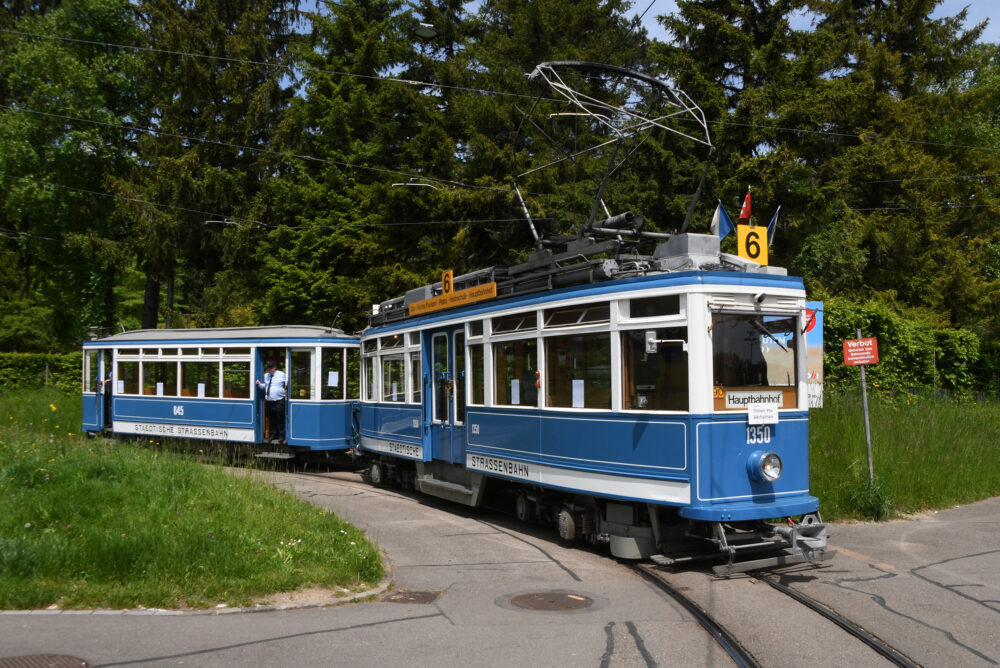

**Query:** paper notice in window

left=156, top=382, right=164, bottom=396
left=197, top=383, right=205, bottom=398
left=511, top=379, right=521, bottom=405
left=572, top=379, right=585, bottom=408
left=328, top=371, right=339, bottom=387
left=748, top=403, right=779, bottom=424
left=117, top=380, right=124, bottom=393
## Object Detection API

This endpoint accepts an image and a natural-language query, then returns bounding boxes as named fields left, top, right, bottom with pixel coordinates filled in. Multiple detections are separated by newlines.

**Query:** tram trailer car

left=82, top=326, right=360, bottom=458
left=359, top=232, right=830, bottom=572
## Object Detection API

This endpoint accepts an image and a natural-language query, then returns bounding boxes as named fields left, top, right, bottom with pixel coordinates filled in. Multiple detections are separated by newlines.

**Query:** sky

left=632, top=0, right=999, bottom=44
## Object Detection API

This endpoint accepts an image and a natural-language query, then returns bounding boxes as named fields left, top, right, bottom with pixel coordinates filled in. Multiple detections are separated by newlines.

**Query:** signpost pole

left=857, top=329, right=875, bottom=486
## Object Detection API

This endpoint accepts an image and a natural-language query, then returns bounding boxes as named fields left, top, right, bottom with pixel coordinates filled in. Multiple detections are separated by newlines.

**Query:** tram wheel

left=515, top=492, right=534, bottom=522
left=369, top=461, right=385, bottom=485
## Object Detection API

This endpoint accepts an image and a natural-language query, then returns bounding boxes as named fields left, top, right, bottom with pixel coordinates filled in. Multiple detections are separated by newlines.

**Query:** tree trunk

left=142, top=270, right=160, bottom=330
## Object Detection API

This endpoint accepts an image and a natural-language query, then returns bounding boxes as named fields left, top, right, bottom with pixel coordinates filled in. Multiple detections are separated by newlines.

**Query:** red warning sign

left=843, top=337, right=879, bottom=366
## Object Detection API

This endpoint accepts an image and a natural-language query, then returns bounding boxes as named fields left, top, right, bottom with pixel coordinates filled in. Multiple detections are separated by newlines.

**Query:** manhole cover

left=382, top=590, right=440, bottom=604
left=508, top=592, right=594, bottom=611
left=0, top=656, right=89, bottom=668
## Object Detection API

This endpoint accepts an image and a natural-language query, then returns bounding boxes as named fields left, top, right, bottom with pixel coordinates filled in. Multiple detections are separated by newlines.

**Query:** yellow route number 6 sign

left=737, top=224, right=768, bottom=266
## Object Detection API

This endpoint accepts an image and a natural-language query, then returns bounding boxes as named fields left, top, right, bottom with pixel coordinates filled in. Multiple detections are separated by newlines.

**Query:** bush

left=0, top=352, right=81, bottom=395
left=822, top=297, right=982, bottom=396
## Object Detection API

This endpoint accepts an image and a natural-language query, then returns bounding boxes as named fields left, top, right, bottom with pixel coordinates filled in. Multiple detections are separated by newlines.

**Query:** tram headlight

left=747, top=450, right=782, bottom=483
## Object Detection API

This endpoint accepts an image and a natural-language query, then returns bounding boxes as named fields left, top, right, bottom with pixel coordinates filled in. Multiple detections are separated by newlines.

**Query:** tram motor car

left=358, top=229, right=831, bottom=572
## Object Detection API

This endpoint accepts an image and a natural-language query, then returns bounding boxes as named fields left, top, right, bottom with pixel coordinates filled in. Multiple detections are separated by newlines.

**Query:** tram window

left=363, top=340, right=377, bottom=354
left=224, top=347, right=250, bottom=356
left=433, top=335, right=449, bottom=421
left=492, top=312, right=537, bottom=334
left=629, top=295, right=680, bottom=319
left=469, top=344, right=484, bottom=405
left=346, top=349, right=361, bottom=399
left=622, top=327, right=688, bottom=411
left=119, top=348, right=140, bottom=357
left=181, top=361, right=219, bottom=398
left=290, top=349, right=315, bottom=400
left=382, top=356, right=405, bottom=402
left=117, top=361, right=139, bottom=394
left=141, top=348, right=157, bottom=356
left=455, top=333, right=465, bottom=423
left=408, top=332, right=420, bottom=346
left=468, top=321, right=483, bottom=337
left=161, top=348, right=178, bottom=356
left=222, top=362, right=251, bottom=399
left=202, top=347, right=220, bottom=356
left=181, top=348, right=199, bottom=356
left=364, top=357, right=376, bottom=401
left=544, top=303, right=610, bottom=328
left=85, top=351, right=99, bottom=392
left=546, top=333, right=611, bottom=409
left=380, top=334, right=404, bottom=350
left=143, top=361, right=178, bottom=397
left=321, top=348, right=344, bottom=400
left=494, top=339, right=538, bottom=407
left=712, top=313, right=797, bottom=410
left=410, top=353, right=422, bottom=403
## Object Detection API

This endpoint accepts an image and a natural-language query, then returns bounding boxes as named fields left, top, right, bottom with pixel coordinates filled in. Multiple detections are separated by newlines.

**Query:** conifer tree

left=116, top=0, right=301, bottom=328
left=786, top=1, right=997, bottom=329
left=260, top=0, right=442, bottom=331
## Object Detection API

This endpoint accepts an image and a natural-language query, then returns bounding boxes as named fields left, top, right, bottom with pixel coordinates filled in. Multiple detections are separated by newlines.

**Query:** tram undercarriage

left=363, top=454, right=831, bottom=573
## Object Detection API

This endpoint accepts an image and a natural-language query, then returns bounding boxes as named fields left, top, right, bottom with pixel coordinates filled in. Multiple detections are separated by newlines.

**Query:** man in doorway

left=257, top=360, right=287, bottom=442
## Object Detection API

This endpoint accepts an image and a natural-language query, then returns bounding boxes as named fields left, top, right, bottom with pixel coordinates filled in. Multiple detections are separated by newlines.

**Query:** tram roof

left=85, top=325, right=354, bottom=346
left=364, top=269, right=804, bottom=335
left=366, top=231, right=801, bottom=329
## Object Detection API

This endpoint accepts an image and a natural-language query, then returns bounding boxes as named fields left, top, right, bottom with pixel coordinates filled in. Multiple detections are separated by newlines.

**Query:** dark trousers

left=266, top=400, right=285, bottom=440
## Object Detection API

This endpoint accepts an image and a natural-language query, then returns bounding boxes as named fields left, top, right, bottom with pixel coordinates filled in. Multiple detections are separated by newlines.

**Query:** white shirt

left=260, top=369, right=287, bottom=401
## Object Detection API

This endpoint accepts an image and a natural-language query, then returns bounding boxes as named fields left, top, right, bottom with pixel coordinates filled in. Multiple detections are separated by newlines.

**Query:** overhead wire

left=4, top=103, right=998, bottom=195
left=0, top=172, right=542, bottom=241
left=0, top=172, right=266, bottom=227
left=3, top=168, right=991, bottom=240
left=5, top=26, right=1000, bottom=155
left=0, top=28, right=548, bottom=102
left=2, top=25, right=999, bottom=227
left=0, top=104, right=513, bottom=195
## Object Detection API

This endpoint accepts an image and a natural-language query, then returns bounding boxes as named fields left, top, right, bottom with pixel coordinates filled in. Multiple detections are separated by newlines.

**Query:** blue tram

left=358, top=232, right=831, bottom=571
left=81, top=326, right=360, bottom=457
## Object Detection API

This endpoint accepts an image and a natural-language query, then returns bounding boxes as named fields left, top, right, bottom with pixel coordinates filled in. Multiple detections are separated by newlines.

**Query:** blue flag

left=766, top=206, right=780, bottom=246
left=710, top=200, right=735, bottom=241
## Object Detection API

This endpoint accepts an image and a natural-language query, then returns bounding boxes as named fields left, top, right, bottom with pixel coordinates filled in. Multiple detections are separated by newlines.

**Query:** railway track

left=280, top=468, right=928, bottom=666
left=632, top=563, right=921, bottom=668
left=628, top=564, right=759, bottom=668
left=752, top=573, right=919, bottom=668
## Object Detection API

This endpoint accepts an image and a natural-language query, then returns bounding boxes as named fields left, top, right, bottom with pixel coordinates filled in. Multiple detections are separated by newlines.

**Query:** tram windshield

left=712, top=312, right=798, bottom=410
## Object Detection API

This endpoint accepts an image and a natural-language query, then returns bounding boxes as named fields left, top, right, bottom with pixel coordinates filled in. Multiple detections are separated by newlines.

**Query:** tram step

left=417, top=478, right=474, bottom=497
left=256, top=451, right=295, bottom=460
left=649, top=552, right=715, bottom=567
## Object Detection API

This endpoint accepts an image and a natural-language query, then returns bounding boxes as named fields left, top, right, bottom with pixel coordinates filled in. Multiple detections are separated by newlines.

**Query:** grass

left=810, top=391, right=1000, bottom=520
left=0, top=387, right=383, bottom=610
left=4, top=386, right=999, bottom=607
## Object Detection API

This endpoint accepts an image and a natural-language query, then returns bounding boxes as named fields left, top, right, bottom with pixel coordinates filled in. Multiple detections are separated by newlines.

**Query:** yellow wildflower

left=50, top=404, right=57, bottom=411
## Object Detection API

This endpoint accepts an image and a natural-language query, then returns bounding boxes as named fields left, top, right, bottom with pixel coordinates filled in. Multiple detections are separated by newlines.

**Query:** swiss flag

left=738, top=188, right=751, bottom=222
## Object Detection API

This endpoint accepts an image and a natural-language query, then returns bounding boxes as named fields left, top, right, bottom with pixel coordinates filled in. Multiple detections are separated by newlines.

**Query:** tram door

left=429, top=328, right=466, bottom=464
left=257, top=347, right=288, bottom=442
left=82, top=349, right=110, bottom=432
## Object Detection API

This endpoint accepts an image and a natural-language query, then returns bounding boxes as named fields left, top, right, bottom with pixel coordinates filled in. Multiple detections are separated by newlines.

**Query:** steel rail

left=754, top=574, right=920, bottom=668
left=629, top=564, right=760, bottom=668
